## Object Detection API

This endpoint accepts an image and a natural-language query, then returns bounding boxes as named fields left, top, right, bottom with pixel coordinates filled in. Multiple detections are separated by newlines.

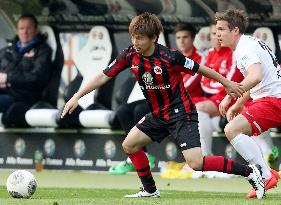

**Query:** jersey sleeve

left=174, top=50, right=200, bottom=74
left=236, top=46, right=261, bottom=71
left=103, top=48, right=129, bottom=77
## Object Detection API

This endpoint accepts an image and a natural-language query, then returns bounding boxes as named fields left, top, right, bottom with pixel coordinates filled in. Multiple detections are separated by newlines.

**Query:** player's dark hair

left=215, top=9, right=248, bottom=34
left=173, top=23, right=197, bottom=39
left=129, top=12, right=163, bottom=42
left=17, top=14, right=38, bottom=29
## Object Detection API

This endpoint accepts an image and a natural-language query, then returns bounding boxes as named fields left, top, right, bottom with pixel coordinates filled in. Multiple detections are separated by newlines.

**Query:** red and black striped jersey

left=104, top=44, right=200, bottom=122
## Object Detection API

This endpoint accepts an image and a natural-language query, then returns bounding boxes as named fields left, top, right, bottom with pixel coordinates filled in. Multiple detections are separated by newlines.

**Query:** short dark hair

left=129, top=12, right=163, bottom=42
left=173, top=23, right=197, bottom=39
left=215, top=9, right=248, bottom=34
left=17, top=14, right=38, bottom=29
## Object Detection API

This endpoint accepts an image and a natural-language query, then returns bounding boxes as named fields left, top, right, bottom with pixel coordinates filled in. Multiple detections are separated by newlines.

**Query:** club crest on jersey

left=142, top=72, right=153, bottom=85
left=154, top=66, right=162, bottom=74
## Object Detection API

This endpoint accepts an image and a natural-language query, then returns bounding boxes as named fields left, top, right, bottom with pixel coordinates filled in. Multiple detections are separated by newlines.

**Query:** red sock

left=128, top=150, right=156, bottom=193
left=128, top=149, right=151, bottom=176
left=203, top=156, right=250, bottom=177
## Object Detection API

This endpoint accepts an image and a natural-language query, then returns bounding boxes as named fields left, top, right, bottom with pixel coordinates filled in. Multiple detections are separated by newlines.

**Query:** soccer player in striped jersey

left=61, top=12, right=265, bottom=199
left=216, top=9, right=280, bottom=199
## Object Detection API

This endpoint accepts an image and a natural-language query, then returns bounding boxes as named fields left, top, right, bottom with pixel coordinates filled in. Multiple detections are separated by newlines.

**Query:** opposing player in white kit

left=216, top=9, right=280, bottom=199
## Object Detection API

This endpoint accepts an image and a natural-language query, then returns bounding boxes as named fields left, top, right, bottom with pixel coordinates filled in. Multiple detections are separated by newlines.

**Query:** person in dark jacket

left=0, top=14, right=52, bottom=125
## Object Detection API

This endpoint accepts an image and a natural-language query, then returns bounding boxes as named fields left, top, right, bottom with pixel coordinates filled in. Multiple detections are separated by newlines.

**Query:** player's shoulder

left=158, top=44, right=179, bottom=61
left=118, top=45, right=137, bottom=57
left=239, top=35, right=257, bottom=48
left=236, top=36, right=255, bottom=53
left=158, top=43, right=177, bottom=53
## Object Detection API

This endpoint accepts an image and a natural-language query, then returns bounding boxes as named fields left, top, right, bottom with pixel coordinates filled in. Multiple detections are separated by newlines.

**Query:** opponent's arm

left=197, top=65, right=244, bottom=98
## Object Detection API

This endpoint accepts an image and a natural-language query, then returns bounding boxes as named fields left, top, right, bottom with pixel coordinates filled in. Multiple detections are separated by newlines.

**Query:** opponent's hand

left=225, top=81, right=244, bottom=98
left=219, top=95, right=232, bottom=117
left=226, top=103, right=244, bottom=121
left=61, top=95, right=79, bottom=118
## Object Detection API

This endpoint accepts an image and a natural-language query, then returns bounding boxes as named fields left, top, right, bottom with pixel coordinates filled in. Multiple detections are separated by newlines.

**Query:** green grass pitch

left=0, top=170, right=280, bottom=205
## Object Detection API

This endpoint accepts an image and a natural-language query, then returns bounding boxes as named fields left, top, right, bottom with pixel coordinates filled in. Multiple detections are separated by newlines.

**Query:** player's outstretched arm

left=61, top=72, right=111, bottom=118
left=197, top=65, right=245, bottom=98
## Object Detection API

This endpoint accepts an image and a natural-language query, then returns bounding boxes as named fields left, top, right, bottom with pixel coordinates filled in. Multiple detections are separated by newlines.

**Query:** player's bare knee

left=196, top=105, right=207, bottom=113
left=186, top=159, right=202, bottom=171
left=122, top=141, right=134, bottom=154
left=224, top=123, right=236, bottom=140
left=122, top=140, right=141, bottom=154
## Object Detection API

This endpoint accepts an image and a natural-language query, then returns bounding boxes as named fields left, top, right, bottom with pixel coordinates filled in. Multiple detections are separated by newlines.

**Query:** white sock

left=198, top=111, right=213, bottom=156
left=211, top=116, right=221, bottom=132
left=230, top=133, right=271, bottom=179
left=253, top=130, right=273, bottom=156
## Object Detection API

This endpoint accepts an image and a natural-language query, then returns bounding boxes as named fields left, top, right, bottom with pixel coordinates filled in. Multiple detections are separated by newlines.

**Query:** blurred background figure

left=174, top=23, right=205, bottom=99
left=0, top=14, right=52, bottom=127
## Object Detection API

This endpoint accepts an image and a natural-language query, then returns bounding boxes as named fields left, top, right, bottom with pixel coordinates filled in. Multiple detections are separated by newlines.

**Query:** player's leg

left=122, top=126, right=156, bottom=196
left=225, top=98, right=281, bottom=198
left=133, top=101, right=156, bottom=168
left=173, top=112, right=265, bottom=199
left=109, top=101, right=154, bottom=175
left=253, top=130, right=279, bottom=169
left=181, top=147, right=265, bottom=199
left=224, top=114, right=272, bottom=180
left=196, top=100, right=219, bottom=156
left=224, top=115, right=277, bottom=198
left=253, top=130, right=273, bottom=158
left=123, top=114, right=168, bottom=198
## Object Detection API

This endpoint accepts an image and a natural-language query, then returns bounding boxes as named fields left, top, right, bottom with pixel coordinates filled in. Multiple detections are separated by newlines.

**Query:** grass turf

left=0, top=170, right=280, bottom=205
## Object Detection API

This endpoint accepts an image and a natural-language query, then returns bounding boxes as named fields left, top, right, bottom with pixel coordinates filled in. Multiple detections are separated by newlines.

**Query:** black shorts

left=136, top=110, right=201, bottom=151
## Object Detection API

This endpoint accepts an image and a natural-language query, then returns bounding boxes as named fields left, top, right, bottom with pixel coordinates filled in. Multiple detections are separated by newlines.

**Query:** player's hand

left=226, top=103, right=244, bottom=121
left=219, top=95, right=232, bottom=117
left=61, top=94, right=79, bottom=118
left=225, top=81, right=244, bottom=98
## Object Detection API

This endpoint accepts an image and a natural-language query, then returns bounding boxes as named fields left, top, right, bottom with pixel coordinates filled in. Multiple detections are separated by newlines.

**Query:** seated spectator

left=0, top=14, right=52, bottom=127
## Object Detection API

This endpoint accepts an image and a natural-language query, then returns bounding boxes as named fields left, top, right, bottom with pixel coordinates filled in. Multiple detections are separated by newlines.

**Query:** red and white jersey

left=201, top=47, right=241, bottom=94
left=235, top=35, right=281, bottom=100
left=182, top=47, right=205, bottom=98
